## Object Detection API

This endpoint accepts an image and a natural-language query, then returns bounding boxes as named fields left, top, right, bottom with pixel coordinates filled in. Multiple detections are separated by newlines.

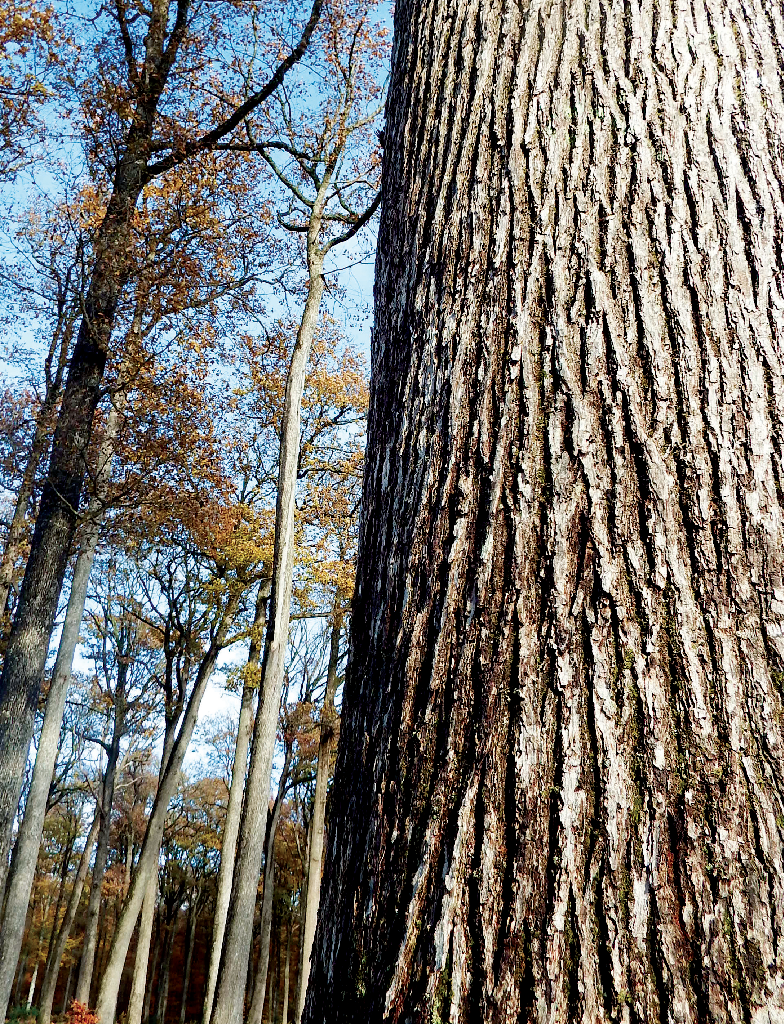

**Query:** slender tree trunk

left=305, top=0, right=784, bottom=1022
left=154, top=912, right=177, bottom=1024
left=293, top=612, right=341, bottom=1024
left=0, top=394, right=124, bottom=1019
left=269, top=924, right=280, bottom=1024
left=39, top=811, right=101, bottom=1024
left=180, top=900, right=198, bottom=1024
left=61, top=964, right=74, bottom=1014
left=96, top=610, right=237, bottom=1024
left=203, top=586, right=269, bottom=1024
left=143, top=906, right=162, bottom=1024
left=210, top=245, right=325, bottom=1024
left=75, top=720, right=124, bottom=1005
left=246, top=788, right=286, bottom=1024
left=128, top=719, right=179, bottom=1024
left=281, top=918, right=291, bottom=1024
left=25, top=904, right=48, bottom=1010
left=127, top=873, right=160, bottom=1024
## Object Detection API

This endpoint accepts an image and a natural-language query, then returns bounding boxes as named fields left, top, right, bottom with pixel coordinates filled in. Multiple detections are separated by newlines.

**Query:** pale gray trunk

left=38, top=810, right=101, bottom=1024
left=0, top=394, right=126, bottom=1021
left=26, top=964, right=39, bottom=1011
left=127, top=717, right=179, bottom=1024
left=203, top=587, right=268, bottom=1024
left=210, top=245, right=325, bottom=1024
left=246, top=791, right=285, bottom=1024
left=127, top=874, right=159, bottom=1024
left=76, top=690, right=126, bottom=1005
left=96, top=623, right=234, bottom=1024
left=74, top=774, right=118, bottom=1005
left=142, top=907, right=161, bottom=1024
left=293, top=614, right=340, bottom=1024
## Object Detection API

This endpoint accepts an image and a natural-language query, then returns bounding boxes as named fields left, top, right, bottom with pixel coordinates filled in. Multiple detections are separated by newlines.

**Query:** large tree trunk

left=305, top=1, right=784, bottom=1022
left=203, top=586, right=269, bottom=1024
left=210, top=254, right=325, bottom=1024
left=38, top=811, right=101, bottom=1024
left=293, top=611, right=341, bottom=1024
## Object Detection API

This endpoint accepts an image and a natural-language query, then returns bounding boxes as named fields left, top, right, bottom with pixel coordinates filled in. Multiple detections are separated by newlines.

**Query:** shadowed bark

left=305, top=0, right=784, bottom=1021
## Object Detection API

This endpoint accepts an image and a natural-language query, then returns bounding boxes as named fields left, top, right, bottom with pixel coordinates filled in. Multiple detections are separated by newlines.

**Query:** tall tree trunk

left=203, top=586, right=269, bottom=1024
left=127, top=874, right=160, bottom=1024
left=143, top=906, right=163, bottom=1024
left=269, top=923, right=280, bottom=1024
left=180, top=899, right=198, bottom=1024
left=305, top=0, right=784, bottom=1022
left=0, top=164, right=149, bottom=886
left=210, top=247, right=325, bottom=1024
left=293, top=611, right=341, bottom=1024
left=39, top=811, right=101, bottom=1024
left=128, top=717, right=181, bottom=1024
left=96, top=608, right=237, bottom=1024
left=246, top=784, right=286, bottom=1024
left=75, top=711, right=125, bottom=1005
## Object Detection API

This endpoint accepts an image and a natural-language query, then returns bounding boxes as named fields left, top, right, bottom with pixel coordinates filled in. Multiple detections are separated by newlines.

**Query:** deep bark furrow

left=306, top=0, right=784, bottom=1019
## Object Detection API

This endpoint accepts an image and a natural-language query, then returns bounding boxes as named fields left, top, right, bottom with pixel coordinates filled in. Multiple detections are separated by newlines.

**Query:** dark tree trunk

left=154, top=912, right=178, bottom=1024
left=305, top=0, right=784, bottom=1022
left=180, top=900, right=198, bottom=1024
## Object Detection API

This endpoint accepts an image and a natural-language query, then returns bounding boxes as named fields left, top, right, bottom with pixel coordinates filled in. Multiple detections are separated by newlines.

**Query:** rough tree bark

left=294, top=610, right=341, bottom=1024
left=203, top=585, right=269, bottom=1024
left=304, top=0, right=784, bottom=1022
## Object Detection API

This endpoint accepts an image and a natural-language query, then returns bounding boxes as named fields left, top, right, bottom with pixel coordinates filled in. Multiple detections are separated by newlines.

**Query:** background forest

left=0, top=2, right=389, bottom=1023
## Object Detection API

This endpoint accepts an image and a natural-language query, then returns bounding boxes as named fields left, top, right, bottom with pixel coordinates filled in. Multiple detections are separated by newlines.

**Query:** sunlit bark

left=306, top=0, right=784, bottom=1020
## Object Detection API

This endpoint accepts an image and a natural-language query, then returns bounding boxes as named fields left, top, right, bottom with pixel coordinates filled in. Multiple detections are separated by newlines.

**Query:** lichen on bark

left=305, top=0, right=784, bottom=1020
